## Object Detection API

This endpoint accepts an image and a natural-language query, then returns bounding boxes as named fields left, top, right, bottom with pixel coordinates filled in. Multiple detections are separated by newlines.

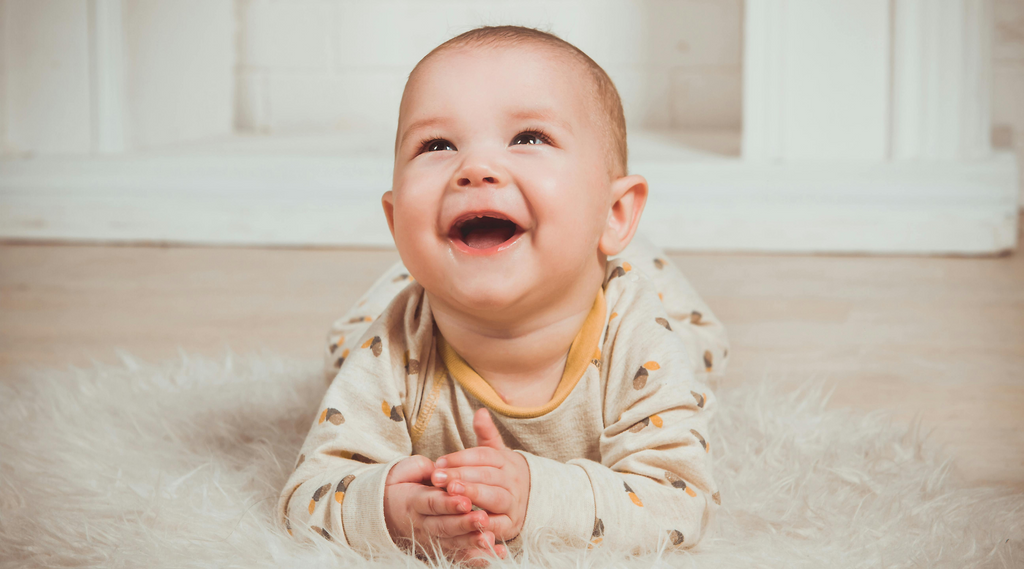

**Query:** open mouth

left=450, top=214, right=522, bottom=250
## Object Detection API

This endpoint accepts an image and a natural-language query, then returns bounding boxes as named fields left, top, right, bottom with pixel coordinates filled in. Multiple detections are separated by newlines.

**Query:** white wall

left=124, top=0, right=234, bottom=149
left=234, top=0, right=744, bottom=136
left=3, top=0, right=92, bottom=154
left=0, top=0, right=234, bottom=155
left=992, top=0, right=1024, bottom=205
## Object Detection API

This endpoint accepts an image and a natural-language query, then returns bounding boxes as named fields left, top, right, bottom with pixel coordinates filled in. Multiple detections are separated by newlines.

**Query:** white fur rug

left=1, top=353, right=1021, bottom=568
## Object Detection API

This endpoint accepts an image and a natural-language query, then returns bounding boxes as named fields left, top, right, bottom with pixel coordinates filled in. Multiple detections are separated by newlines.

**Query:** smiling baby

left=279, top=25, right=729, bottom=564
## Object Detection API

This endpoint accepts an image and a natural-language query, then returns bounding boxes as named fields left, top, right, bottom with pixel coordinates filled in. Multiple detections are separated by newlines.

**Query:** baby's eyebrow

left=508, top=109, right=574, bottom=134
left=399, top=117, right=450, bottom=147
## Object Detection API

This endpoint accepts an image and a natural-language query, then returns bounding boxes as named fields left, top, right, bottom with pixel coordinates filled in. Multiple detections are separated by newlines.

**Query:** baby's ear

left=599, top=174, right=648, bottom=256
left=381, top=191, right=396, bottom=238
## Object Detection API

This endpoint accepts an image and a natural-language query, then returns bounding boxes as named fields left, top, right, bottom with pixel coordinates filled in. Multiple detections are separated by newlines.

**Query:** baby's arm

left=283, top=314, right=492, bottom=558
left=615, top=232, right=730, bottom=378
left=544, top=272, right=718, bottom=550
left=322, top=260, right=416, bottom=382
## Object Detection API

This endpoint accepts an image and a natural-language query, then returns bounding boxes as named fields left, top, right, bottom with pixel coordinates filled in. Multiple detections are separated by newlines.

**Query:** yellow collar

left=436, top=289, right=606, bottom=418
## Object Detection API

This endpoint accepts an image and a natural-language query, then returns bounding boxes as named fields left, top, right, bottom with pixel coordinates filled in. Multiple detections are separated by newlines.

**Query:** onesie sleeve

left=614, top=232, right=730, bottom=379
left=519, top=263, right=719, bottom=552
left=280, top=287, right=418, bottom=556
left=322, top=259, right=416, bottom=382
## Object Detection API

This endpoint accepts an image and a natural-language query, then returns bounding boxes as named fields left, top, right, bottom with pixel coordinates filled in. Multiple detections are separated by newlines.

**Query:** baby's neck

left=429, top=283, right=600, bottom=408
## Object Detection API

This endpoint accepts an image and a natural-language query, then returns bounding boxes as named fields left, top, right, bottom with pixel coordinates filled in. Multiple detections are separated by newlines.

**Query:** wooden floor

left=1, top=239, right=1022, bottom=491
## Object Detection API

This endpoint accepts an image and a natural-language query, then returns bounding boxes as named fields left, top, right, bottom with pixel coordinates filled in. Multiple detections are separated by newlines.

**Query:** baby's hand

left=432, top=408, right=530, bottom=544
left=384, top=455, right=501, bottom=560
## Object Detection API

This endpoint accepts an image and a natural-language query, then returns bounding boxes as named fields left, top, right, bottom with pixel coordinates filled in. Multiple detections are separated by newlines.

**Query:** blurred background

left=0, top=0, right=1020, bottom=253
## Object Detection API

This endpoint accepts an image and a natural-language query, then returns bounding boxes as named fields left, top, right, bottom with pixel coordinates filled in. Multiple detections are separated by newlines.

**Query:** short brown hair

left=401, top=25, right=628, bottom=178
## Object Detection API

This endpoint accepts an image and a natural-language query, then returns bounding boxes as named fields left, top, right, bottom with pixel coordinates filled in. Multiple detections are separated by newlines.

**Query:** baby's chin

left=441, top=275, right=535, bottom=315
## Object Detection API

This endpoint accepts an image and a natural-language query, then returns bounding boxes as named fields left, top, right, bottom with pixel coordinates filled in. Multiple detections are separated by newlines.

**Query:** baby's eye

left=422, top=139, right=456, bottom=153
left=510, top=131, right=548, bottom=146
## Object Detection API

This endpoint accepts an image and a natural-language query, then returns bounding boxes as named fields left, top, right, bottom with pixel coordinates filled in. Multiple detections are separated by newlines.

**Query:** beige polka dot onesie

left=279, top=234, right=729, bottom=556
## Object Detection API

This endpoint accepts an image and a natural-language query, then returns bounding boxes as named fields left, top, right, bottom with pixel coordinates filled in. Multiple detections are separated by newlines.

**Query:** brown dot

left=336, top=475, right=355, bottom=502
left=712, top=491, right=721, bottom=505
left=690, top=429, right=708, bottom=452
left=624, top=481, right=643, bottom=507
left=310, top=525, right=332, bottom=540
left=592, top=518, right=605, bottom=538
left=653, top=258, right=666, bottom=269
left=669, top=529, right=685, bottom=546
left=312, top=483, right=331, bottom=502
left=325, top=408, right=344, bottom=425
left=628, top=417, right=650, bottom=433
left=338, top=474, right=356, bottom=492
left=608, top=266, right=626, bottom=282
left=691, top=391, right=705, bottom=408
left=703, top=350, right=713, bottom=371
left=665, top=471, right=685, bottom=488
left=632, top=367, right=648, bottom=390
left=389, top=404, right=404, bottom=422
left=655, top=317, right=672, bottom=331
left=690, top=311, right=703, bottom=325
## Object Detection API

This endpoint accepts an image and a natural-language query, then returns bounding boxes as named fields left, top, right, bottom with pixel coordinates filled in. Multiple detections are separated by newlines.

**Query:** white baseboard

left=0, top=132, right=1018, bottom=254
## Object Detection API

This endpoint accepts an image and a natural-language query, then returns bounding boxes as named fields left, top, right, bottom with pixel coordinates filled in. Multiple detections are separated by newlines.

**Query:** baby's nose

left=457, top=175, right=497, bottom=187
left=455, top=163, right=503, bottom=187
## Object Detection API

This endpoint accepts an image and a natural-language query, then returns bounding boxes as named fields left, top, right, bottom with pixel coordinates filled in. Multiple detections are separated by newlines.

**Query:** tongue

left=463, top=226, right=514, bottom=249
left=460, top=218, right=517, bottom=249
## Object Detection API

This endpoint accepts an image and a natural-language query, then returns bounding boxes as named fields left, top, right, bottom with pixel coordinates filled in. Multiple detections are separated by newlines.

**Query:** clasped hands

left=384, top=408, right=530, bottom=564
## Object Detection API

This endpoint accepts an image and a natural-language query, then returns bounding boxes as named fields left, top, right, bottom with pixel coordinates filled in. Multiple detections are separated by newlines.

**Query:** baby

left=279, top=26, right=728, bottom=564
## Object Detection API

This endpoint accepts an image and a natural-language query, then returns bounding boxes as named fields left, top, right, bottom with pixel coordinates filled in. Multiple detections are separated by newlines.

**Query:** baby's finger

left=386, top=455, right=434, bottom=485
left=482, top=513, right=518, bottom=542
left=435, top=447, right=503, bottom=469
left=448, top=481, right=514, bottom=514
left=412, top=487, right=472, bottom=516
left=432, top=465, right=504, bottom=488
left=436, top=530, right=495, bottom=553
left=420, top=510, right=489, bottom=539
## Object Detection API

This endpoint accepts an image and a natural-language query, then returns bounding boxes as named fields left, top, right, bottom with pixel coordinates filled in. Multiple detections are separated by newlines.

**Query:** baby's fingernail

left=435, top=457, right=448, bottom=468
left=434, top=471, right=448, bottom=484
left=450, top=482, right=463, bottom=494
left=458, top=500, right=470, bottom=513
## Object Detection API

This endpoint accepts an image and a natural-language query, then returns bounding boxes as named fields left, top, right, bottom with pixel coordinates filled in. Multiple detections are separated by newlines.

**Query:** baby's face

left=385, top=46, right=615, bottom=315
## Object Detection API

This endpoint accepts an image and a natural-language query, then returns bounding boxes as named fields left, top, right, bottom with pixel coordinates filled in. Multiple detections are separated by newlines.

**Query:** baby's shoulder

left=325, top=282, right=434, bottom=389
left=600, top=258, right=691, bottom=371
left=601, top=257, right=663, bottom=315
